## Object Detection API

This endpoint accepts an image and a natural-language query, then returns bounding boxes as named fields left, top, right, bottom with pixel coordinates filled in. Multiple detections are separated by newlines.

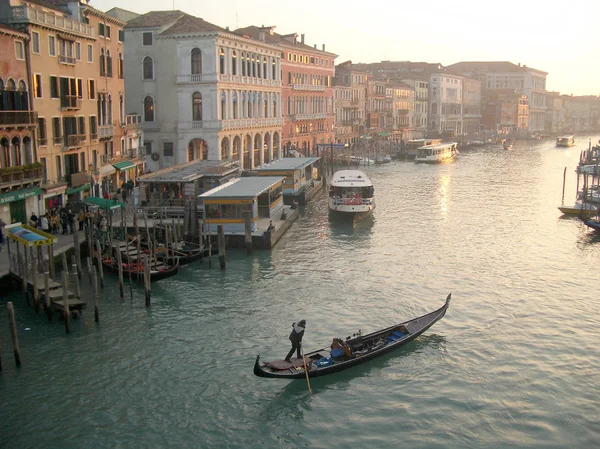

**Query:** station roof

left=199, top=177, right=285, bottom=200
left=254, top=157, right=319, bottom=172
left=138, top=160, right=239, bottom=184
left=6, top=224, right=57, bottom=247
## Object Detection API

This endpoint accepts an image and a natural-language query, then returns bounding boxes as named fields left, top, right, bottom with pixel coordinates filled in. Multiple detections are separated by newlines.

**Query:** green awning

left=112, top=160, right=135, bottom=170
left=66, top=184, right=90, bottom=195
left=0, top=186, right=41, bottom=205
left=378, top=132, right=390, bottom=137
left=83, top=196, right=124, bottom=210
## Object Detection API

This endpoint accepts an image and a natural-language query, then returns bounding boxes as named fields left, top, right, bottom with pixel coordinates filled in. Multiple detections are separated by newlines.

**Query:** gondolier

left=284, top=319, right=306, bottom=362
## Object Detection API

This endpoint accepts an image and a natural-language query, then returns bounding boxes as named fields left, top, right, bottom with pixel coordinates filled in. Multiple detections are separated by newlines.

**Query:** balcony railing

left=99, top=124, right=114, bottom=139
left=0, top=163, right=44, bottom=187
left=38, top=137, right=47, bottom=146
left=60, top=95, right=81, bottom=110
left=63, top=134, right=85, bottom=149
left=128, top=148, right=145, bottom=159
left=221, top=117, right=284, bottom=129
left=101, top=154, right=116, bottom=164
left=58, top=55, right=75, bottom=65
left=53, top=136, right=63, bottom=145
left=293, top=113, right=329, bottom=121
left=125, top=114, right=143, bottom=132
left=90, top=132, right=98, bottom=141
left=10, top=5, right=95, bottom=38
left=292, top=84, right=326, bottom=91
left=218, top=74, right=281, bottom=87
left=176, top=74, right=214, bottom=84
left=0, top=111, right=38, bottom=127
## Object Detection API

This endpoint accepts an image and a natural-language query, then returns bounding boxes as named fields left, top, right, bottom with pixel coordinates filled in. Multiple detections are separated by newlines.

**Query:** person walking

left=284, top=319, right=307, bottom=362
left=77, top=210, right=85, bottom=231
left=41, top=214, right=50, bottom=233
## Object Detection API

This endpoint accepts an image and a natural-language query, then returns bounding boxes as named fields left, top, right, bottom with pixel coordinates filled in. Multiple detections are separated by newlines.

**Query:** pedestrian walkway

left=0, top=229, right=87, bottom=279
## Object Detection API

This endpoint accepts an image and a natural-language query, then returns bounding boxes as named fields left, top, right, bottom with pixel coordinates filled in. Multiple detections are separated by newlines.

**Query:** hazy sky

left=94, top=0, right=599, bottom=96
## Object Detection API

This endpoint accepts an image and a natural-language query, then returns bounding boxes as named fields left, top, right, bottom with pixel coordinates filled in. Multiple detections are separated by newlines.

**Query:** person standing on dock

left=284, top=319, right=306, bottom=362
left=41, top=214, right=49, bottom=233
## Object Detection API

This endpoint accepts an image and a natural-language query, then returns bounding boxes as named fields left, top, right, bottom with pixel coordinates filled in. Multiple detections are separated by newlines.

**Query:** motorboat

left=328, top=170, right=375, bottom=220
left=415, top=142, right=458, bottom=164
left=556, top=135, right=575, bottom=147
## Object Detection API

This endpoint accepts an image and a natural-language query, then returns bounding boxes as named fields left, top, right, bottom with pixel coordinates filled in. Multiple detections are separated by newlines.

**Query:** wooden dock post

left=207, top=221, right=212, bottom=268
left=116, top=246, right=124, bottom=298
left=32, top=256, right=39, bottom=313
left=48, top=244, right=55, bottom=278
left=7, top=302, right=21, bottom=367
left=143, top=255, right=151, bottom=307
left=244, top=211, right=252, bottom=256
left=73, top=232, right=82, bottom=280
left=61, top=272, right=70, bottom=334
left=44, top=272, right=52, bottom=321
left=20, top=253, right=29, bottom=304
left=95, top=240, right=104, bottom=289
left=61, top=252, right=68, bottom=275
left=218, top=224, right=226, bottom=270
left=198, top=219, right=204, bottom=263
left=86, top=257, right=92, bottom=284
left=71, top=255, right=81, bottom=299
left=92, top=269, right=99, bottom=323
left=87, top=215, right=93, bottom=259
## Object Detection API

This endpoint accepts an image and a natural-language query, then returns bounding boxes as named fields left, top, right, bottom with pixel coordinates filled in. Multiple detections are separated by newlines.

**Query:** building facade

left=125, top=11, right=283, bottom=172
left=389, top=81, right=414, bottom=141
left=333, top=61, right=367, bottom=144
left=235, top=27, right=336, bottom=156
left=462, top=77, right=482, bottom=137
left=0, top=23, right=40, bottom=224
left=429, top=73, right=463, bottom=136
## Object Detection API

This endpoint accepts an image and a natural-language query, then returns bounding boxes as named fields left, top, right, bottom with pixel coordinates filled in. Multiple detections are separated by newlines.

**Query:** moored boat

left=101, top=256, right=179, bottom=282
left=502, top=139, right=513, bottom=150
left=582, top=218, right=600, bottom=232
left=254, top=294, right=452, bottom=379
left=556, top=135, right=575, bottom=147
left=557, top=202, right=598, bottom=216
left=328, top=170, right=375, bottom=220
left=415, top=142, right=458, bottom=163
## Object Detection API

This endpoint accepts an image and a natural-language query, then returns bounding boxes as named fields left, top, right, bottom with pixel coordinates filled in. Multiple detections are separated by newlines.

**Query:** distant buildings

left=333, top=61, right=367, bottom=145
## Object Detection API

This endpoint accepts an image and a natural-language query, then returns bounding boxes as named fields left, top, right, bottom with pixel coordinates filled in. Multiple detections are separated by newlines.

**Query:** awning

left=83, top=196, right=124, bottom=210
left=66, top=184, right=90, bottom=195
left=0, top=186, right=41, bottom=205
left=99, top=164, right=117, bottom=176
left=113, top=161, right=135, bottom=171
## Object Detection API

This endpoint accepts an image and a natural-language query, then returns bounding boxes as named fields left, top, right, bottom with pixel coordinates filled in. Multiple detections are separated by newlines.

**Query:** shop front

left=43, top=184, right=67, bottom=214
left=0, top=186, right=41, bottom=224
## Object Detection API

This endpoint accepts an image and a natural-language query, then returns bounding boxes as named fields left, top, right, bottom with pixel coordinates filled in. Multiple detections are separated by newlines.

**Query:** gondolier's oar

left=301, top=345, right=312, bottom=395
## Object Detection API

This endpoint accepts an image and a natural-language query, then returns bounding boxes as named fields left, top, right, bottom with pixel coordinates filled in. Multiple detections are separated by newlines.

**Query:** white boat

left=557, top=201, right=598, bottom=216
left=405, top=138, right=442, bottom=159
left=350, top=156, right=375, bottom=166
left=328, top=170, right=375, bottom=219
left=415, top=142, right=458, bottom=164
left=556, top=135, right=575, bottom=147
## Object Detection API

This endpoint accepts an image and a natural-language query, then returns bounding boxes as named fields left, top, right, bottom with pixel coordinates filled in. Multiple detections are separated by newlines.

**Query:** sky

left=93, top=0, right=599, bottom=96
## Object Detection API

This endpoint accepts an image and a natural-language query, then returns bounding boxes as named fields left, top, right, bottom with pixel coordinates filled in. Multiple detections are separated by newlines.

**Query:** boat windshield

left=330, top=186, right=374, bottom=198
left=417, top=148, right=433, bottom=157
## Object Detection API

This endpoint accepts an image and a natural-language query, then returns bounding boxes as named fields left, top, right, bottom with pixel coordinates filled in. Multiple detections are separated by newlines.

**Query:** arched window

left=193, top=92, right=202, bottom=121
left=100, top=49, right=106, bottom=76
left=288, top=72, right=292, bottom=85
left=191, top=48, right=202, bottom=75
left=431, top=103, right=437, bottom=115
left=17, top=80, right=28, bottom=110
left=6, top=79, right=15, bottom=111
left=263, top=56, right=267, bottom=79
left=272, top=59, right=276, bottom=80
left=219, top=48, right=225, bottom=75
left=106, top=50, right=113, bottom=76
left=241, top=52, right=246, bottom=76
left=246, top=54, right=251, bottom=77
left=143, top=56, right=153, bottom=80
left=11, top=136, right=21, bottom=166
left=232, top=51, right=237, bottom=76
left=118, top=52, right=124, bottom=78
left=144, top=96, right=154, bottom=122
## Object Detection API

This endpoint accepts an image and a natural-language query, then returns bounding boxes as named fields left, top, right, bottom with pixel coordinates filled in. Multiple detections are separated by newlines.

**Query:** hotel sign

left=0, top=187, right=41, bottom=205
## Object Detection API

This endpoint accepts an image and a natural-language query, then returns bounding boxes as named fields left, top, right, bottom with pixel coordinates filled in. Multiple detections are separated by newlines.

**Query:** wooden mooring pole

left=95, top=240, right=104, bottom=289
left=218, top=224, right=226, bottom=270
left=116, top=246, right=124, bottom=298
left=207, top=221, right=212, bottom=268
left=73, top=232, right=82, bottom=280
left=32, top=255, right=39, bottom=313
left=92, top=269, right=99, bottom=323
left=244, top=212, right=252, bottom=256
left=71, top=255, right=81, bottom=299
left=143, top=255, right=151, bottom=307
left=86, top=257, right=92, bottom=284
left=7, top=302, right=21, bottom=367
left=44, top=272, right=52, bottom=321
left=199, top=219, right=204, bottom=263
left=61, top=272, right=70, bottom=334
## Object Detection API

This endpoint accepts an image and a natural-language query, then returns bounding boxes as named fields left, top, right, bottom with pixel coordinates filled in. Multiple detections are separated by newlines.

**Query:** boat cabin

left=415, top=142, right=458, bottom=163
left=199, top=176, right=285, bottom=234
left=556, top=135, right=575, bottom=147
left=253, top=157, right=321, bottom=204
left=406, top=138, right=442, bottom=158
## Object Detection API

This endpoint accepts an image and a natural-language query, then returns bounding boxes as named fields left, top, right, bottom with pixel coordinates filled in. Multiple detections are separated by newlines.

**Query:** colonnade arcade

left=218, top=90, right=281, bottom=120
left=218, top=131, right=281, bottom=170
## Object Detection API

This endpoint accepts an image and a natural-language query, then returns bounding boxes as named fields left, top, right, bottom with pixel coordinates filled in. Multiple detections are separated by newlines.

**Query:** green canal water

left=1, top=137, right=600, bottom=448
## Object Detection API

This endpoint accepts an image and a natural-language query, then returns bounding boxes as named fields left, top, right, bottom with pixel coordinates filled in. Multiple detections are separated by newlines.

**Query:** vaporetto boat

left=556, top=135, right=575, bottom=147
left=415, top=142, right=458, bottom=164
left=328, top=170, right=375, bottom=219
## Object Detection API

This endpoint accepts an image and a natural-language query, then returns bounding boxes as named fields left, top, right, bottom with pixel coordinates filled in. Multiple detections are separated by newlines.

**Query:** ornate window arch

left=144, top=96, right=155, bottom=122
left=191, top=48, right=202, bottom=75
left=232, top=50, right=237, bottom=76
left=219, top=48, right=225, bottom=75
left=143, top=56, right=153, bottom=80
left=193, top=92, right=203, bottom=121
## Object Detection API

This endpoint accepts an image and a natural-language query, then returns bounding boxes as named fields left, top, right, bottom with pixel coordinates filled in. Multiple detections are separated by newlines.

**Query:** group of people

left=28, top=207, right=86, bottom=236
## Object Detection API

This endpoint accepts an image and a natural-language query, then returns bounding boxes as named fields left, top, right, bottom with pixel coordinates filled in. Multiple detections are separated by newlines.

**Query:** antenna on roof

left=172, top=0, right=175, bottom=10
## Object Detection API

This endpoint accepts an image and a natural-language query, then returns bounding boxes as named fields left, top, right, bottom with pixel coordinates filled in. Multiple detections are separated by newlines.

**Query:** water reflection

left=439, top=175, right=450, bottom=217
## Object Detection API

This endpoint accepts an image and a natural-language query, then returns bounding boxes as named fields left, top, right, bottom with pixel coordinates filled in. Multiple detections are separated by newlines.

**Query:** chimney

left=258, top=30, right=265, bottom=42
left=322, top=44, right=325, bottom=52
left=301, top=34, right=305, bottom=44
left=518, top=62, right=521, bottom=67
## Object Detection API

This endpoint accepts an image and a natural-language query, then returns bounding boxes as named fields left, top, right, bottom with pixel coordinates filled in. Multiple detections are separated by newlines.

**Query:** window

left=163, top=142, right=173, bottom=157
left=33, top=74, right=42, bottom=98
left=15, top=41, right=24, bottom=60
left=144, top=96, right=154, bottom=122
left=88, top=79, right=95, bottom=99
left=50, top=76, right=59, bottom=98
left=191, top=48, right=202, bottom=74
left=87, top=44, right=93, bottom=62
left=118, top=29, right=124, bottom=42
left=232, top=51, right=237, bottom=76
left=219, top=48, right=225, bottom=74
left=143, top=56, right=153, bottom=80
left=49, top=35, right=56, bottom=56
left=105, top=25, right=111, bottom=39
left=52, top=117, right=62, bottom=140
left=38, top=118, right=47, bottom=145
left=78, top=116, right=85, bottom=136
left=32, top=32, right=40, bottom=53
left=143, top=32, right=152, bottom=46
left=98, top=23, right=105, bottom=36
left=75, top=42, right=81, bottom=60
left=192, top=92, right=202, bottom=121
left=89, top=116, right=97, bottom=137
left=144, top=141, right=152, bottom=155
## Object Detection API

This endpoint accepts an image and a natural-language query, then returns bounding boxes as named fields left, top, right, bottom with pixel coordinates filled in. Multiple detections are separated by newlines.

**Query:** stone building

left=333, top=60, right=367, bottom=145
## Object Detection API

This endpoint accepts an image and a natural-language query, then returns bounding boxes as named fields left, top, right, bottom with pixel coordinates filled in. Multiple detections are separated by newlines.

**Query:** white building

left=429, top=73, right=463, bottom=135
left=124, top=11, right=283, bottom=171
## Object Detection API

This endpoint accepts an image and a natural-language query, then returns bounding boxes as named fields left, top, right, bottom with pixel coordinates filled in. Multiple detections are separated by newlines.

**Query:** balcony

left=100, top=69, right=113, bottom=78
left=0, top=111, right=38, bottom=127
left=0, top=163, right=44, bottom=188
left=293, top=113, right=329, bottom=121
left=60, top=95, right=81, bottom=110
left=99, top=124, right=114, bottom=140
left=125, top=114, right=143, bottom=131
left=292, top=84, right=326, bottom=91
left=9, top=5, right=95, bottom=38
left=101, top=154, right=116, bottom=164
left=351, top=98, right=360, bottom=105
left=58, top=55, right=75, bottom=65
left=38, top=137, right=47, bottom=146
left=53, top=136, right=63, bottom=145
left=128, top=148, right=145, bottom=159
left=62, top=134, right=85, bottom=150
left=178, top=120, right=211, bottom=130
left=217, top=74, right=281, bottom=87
left=221, top=117, right=284, bottom=129
left=90, top=133, right=98, bottom=141
left=176, top=74, right=215, bottom=84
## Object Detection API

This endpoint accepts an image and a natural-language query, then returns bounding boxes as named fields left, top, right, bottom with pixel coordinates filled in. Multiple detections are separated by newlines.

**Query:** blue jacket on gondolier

left=284, top=319, right=306, bottom=362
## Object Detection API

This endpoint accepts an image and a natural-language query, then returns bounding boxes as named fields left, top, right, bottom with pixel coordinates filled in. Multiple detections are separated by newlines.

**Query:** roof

left=446, top=61, right=547, bottom=75
left=138, top=160, right=239, bottom=184
left=104, top=7, right=140, bottom=23
left=125, top=10, right=186, bottom=28
left=6, top=224, right=57, bottom=247
left=330, top=170, right=373, bottom=187
left=25, top=0, right=70, bottom=12
left=159, top=13, right=226, bottom=35
left=234, top=25, right=337, bottom=56
left=0, top=23, right=29, bottom=38
left=255, top=157, right=319, bottom=172
left=199, top=177, right=285, bottom=200
left=354, top=61, right=444, bottom=73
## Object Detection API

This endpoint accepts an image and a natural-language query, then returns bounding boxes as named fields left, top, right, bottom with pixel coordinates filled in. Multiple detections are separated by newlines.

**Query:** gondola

left=141, top=241, right=206, bottom=266
left=581, top=217, right=600, bottom=232
left=254, top=293, right=452, bottom=379
left=101, top=256, right=180, bottom=282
